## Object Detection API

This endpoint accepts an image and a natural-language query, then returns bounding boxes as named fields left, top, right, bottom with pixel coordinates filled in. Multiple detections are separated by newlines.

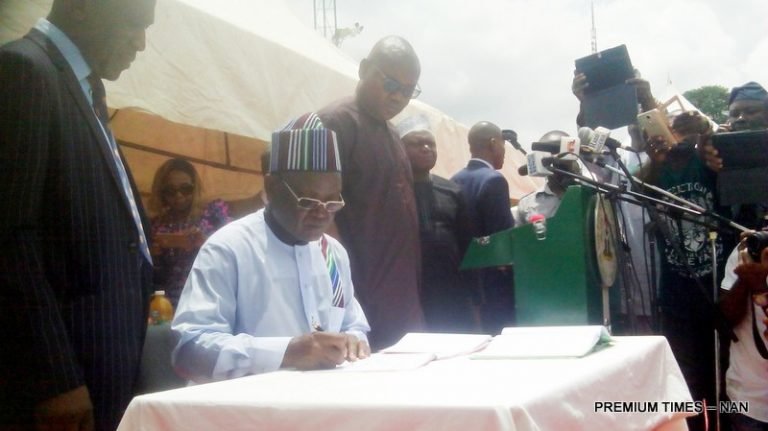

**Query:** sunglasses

left=280, top=178, right=345, bottom=213
left=161, top=183, right=194, bottom=197
left=371, top=63, right=421, bottom=99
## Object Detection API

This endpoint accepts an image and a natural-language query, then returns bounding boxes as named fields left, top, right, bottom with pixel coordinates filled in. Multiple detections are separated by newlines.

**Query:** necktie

left=321, top=235, right=344, bottom=307
left=88, top=74, right=153, bottom=264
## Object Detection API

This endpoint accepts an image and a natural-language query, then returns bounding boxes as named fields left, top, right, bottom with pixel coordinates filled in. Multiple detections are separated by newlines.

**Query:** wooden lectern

left=461, top=186, right=615, bottom=326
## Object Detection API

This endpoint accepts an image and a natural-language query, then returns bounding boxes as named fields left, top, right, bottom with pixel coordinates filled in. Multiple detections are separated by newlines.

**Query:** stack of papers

left=472, top=325, right=612, bottom=359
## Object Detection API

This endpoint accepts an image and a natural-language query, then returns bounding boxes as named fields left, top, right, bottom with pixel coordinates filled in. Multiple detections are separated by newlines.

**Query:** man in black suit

left=451, top=121, right=515, bottom=334
left=0, top=0, right=156, bottom=429
left=398, top=115, right=478, bottom=333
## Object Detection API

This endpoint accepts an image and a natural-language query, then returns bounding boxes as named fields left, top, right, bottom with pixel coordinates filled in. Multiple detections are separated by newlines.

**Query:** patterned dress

left=151, top=199, right=231, bottom=307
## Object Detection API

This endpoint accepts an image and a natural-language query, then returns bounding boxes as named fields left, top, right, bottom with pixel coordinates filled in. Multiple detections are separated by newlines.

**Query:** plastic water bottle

left=148, top=290, right=174, bottom=325
left=528, top=213, right=547, bottom=240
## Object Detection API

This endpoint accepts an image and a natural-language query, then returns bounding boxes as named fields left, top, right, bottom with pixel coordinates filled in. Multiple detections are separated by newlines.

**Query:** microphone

left=577, top=126, right=638, bottom=153
left=531, top=136, right=581, bottom=159
left=502, top=129, right=526, bottom=155
left=578, top=126, right=610, bottom=153
left=518, top=152, right=557, bottom=176
left=531, top=141, right=560, bottom=154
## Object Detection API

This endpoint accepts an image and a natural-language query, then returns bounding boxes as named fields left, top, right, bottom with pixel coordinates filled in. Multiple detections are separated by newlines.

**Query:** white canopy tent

left=1, top=0, right=539, bottom=205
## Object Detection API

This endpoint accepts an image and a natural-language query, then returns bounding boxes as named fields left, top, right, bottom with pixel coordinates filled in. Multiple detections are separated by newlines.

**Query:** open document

left=472, top=325, right=612, bottom=359
left=380, top=332, right=493, bottom=359
left=335, top=352, right=437, bottom=372
left=332, top=332, right=492, bottom=372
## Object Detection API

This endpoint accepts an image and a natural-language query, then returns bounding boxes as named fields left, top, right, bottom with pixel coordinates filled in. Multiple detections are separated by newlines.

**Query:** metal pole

left=323, top=0, right=328, bottom=39
left=333, top=0, right=338, bottom=37
left=709, top=230, right=721, bottom=431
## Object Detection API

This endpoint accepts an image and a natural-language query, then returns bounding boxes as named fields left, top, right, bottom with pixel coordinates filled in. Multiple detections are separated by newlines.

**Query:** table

left=117, top=336, right=693, bottom=431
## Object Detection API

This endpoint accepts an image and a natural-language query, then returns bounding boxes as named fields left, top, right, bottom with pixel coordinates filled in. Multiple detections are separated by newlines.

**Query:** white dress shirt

left=721, top=247, right=768, bottom=422
left=172, top=209, right=369, bottom=382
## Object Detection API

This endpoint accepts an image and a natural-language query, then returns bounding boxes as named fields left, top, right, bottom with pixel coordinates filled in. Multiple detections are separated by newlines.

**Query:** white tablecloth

left=118, top=336, right=693, bottom=431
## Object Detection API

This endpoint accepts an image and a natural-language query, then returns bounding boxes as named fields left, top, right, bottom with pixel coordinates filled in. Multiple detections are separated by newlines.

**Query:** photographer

left=643, top=106, right=733, bottom=431
left=719, top=237, right=768, bottom=430
left=701, top=82, right=768, bottom=230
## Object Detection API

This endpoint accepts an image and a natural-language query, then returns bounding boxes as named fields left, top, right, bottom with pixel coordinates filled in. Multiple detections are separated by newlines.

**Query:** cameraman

left=720, top=238, right=768, bottom=430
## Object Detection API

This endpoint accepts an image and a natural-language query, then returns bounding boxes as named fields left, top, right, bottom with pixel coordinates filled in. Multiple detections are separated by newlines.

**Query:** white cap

left=395, top=114, right=433, bottom=138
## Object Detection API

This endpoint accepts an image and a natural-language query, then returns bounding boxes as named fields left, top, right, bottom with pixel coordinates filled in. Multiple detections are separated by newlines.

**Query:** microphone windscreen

left=531, top=141, right=561, bottom=154
left=577, top=127, right=594, bottom=144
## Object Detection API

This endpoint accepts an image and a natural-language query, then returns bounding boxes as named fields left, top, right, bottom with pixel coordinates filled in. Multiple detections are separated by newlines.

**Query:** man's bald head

left=468, top=121, right=505, bottom=169
left=367, top=36, right=421, bottom=76
left=357, top=36, right=421, bottom=122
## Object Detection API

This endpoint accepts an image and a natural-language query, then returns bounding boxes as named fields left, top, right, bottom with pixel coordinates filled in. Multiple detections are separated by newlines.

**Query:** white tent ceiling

left=0, top=0, right=539, bottom=203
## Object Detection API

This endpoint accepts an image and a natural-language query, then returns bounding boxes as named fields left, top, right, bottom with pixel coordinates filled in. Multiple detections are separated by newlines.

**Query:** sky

left=284, top=0, right=768, bottom=150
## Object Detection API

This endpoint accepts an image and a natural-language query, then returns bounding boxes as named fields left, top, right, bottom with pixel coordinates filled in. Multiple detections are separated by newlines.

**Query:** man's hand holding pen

left=281, top=331, right=371, bottom=370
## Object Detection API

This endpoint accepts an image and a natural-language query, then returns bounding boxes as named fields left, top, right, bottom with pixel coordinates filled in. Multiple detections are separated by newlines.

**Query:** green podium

left=462, top=186, right=614, bottom=326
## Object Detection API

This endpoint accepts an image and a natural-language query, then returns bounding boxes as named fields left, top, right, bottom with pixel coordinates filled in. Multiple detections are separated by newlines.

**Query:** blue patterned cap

left=270, top=112, right=341, bottom=173
left=728, top=81, right=768, bottom=105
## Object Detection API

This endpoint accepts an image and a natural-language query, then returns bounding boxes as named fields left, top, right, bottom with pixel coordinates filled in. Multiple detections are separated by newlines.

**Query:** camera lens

left=746, top=231, right=768, bottom=262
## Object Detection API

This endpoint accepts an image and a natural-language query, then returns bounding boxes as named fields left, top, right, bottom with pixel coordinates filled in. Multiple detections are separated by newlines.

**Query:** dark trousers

left=659, top=273, right=719, bottom=431
left=479, top=268, right=515, bottom=335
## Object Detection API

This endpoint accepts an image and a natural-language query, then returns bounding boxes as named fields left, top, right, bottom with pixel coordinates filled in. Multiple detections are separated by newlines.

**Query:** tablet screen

left=711, top=130, right=768, bottom=169
left=574, top=44, right=634, bottom=95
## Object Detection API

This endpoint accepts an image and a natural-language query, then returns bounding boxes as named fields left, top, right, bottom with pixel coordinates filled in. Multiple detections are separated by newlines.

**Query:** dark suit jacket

left=451, top=160, right=515, bottom=332
left=0, top=29, right=151, bottom=430
left=450, top=159, right=514, bottom=237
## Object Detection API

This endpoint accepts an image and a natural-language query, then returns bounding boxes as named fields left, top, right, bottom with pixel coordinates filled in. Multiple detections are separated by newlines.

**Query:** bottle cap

left=153, top=290, right=166, bottom=296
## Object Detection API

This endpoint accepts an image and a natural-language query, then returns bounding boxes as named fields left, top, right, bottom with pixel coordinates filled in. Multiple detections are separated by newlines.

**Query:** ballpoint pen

left=311, top=317, right=324, bottom=332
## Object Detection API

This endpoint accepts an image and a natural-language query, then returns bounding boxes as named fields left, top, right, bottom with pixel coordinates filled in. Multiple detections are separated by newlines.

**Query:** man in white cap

left=397, top=115, right=477, bottom=332
left=172, top=113, right=370, bottom=383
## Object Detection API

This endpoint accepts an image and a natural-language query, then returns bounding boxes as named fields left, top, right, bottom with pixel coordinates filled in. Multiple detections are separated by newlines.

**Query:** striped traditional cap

left=270, top=112, right=341, bottom=173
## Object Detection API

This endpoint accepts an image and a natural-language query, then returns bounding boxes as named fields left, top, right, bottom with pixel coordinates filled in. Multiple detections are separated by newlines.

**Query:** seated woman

left=148, top=158, right=232, bottom=308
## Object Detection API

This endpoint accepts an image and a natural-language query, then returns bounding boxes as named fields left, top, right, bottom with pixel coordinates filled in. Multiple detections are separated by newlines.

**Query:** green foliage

left=683, top=85, right=729, bottom=124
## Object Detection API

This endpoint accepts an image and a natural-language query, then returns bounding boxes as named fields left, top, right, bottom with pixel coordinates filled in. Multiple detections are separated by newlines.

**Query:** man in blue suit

left=451, top=121, right=515, bottom=334
left=0, top=0, right=156, bottom=429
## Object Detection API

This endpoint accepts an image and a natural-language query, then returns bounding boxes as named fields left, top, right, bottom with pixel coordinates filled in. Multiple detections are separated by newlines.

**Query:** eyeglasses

left=161, top=183, right=194, bottom=197
left=371, top=63, right=421, bottom=99
left=280, top=178, right=345, bottom=213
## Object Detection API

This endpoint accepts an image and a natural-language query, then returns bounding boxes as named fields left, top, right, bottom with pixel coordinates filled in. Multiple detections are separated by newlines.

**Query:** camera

left=745, top=231, right=768, bottom=262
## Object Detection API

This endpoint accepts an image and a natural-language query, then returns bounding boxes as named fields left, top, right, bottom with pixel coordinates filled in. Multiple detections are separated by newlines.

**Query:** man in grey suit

left=0, top=0, right=156, bottom=429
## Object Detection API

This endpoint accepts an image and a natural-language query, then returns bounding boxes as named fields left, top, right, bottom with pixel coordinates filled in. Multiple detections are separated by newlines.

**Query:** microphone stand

left=546, top=163, right=711, bottom=223
left=510, top=142, right=527, bottom=156
left=603, top=145, right=732, bottom=430
left=594, top=159, right=749, bottom=234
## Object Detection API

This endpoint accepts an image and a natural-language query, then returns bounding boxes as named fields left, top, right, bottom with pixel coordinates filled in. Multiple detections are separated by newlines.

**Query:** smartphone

left=637, top=108, right=677, bottom=146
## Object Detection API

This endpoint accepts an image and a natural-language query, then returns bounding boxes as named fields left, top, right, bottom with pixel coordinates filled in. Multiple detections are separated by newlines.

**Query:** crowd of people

left=1, top=0, right=766, bottom=430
